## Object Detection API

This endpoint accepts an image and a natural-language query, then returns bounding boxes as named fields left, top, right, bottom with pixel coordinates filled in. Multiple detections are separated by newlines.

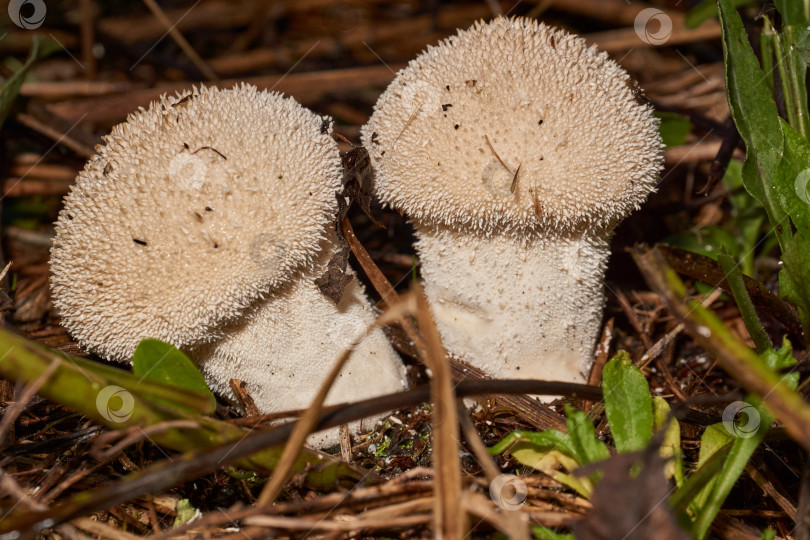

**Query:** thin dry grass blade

left=413, top=285, right=464, bottom=539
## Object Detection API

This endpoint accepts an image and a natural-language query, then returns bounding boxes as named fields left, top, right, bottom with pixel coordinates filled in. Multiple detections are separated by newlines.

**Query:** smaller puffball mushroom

left=361, top=18, right=663, bottom=385
left=50, top=84, right=407, bottom=446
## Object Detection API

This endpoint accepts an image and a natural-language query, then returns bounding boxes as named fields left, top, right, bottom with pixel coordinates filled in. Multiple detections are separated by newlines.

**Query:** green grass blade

left=717, top=250, right=772, bottom=352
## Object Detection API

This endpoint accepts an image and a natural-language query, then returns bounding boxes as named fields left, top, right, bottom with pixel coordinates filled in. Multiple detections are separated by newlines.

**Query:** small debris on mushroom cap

left=50, top=84, right=342, bottom=361
left=362, top=17, right=664, bottom=235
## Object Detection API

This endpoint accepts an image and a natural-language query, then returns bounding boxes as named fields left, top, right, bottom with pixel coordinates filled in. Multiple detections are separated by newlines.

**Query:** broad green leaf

left=774, top=120, right=810, bottom=234
left=780, top=232, right=810, bottom=337
left=762, top=336, right=798, bottom=372
left=0, top=36, right=60, bottom=128
left=657, top=112, right=692, bottom=147
left=602, top=352, right=653, bottom=453
left=691, top=424, right=734, bottom=513
left=132, top=339, right=216, bottom=414
left=565, top=405, right=609, bottom=465
left=723, top=159, right=766, bottom=275
left=653, top=397, right=683, bottom=484
left=719, top=0, right=789, bottom=246
left=532, top=526, right=575, bottom=540
left=665, top=226, right=741, bottom=262
left=759, top=528, right=777, bottom=540
left=685, top=0, right=754, bottom=28
left=775, top=0, right=810, bottom=26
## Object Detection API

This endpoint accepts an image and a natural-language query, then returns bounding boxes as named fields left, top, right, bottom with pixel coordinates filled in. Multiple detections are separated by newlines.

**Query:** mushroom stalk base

left=192, top=248, right=407, bottom=448
left=416, top=224, right=610, bottom=388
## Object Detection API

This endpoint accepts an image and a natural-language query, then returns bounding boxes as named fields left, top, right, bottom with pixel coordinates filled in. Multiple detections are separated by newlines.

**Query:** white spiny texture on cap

left=51, top=84, right=341, bottom=361
left=361, top=17, right=663, bottom=235
left=194, top=234, right=408, bottom=447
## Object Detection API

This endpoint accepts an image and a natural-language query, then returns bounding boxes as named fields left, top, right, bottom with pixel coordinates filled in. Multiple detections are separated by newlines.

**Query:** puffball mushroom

left=361, top=18, right=663, bottom=385
left=50, top=84, right=407, bottom=445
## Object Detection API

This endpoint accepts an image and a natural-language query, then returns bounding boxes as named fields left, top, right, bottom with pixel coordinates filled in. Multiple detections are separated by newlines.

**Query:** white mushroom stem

left=415, top=224, right=610, bottom=384
left=193, top=235, right=407, bottom=447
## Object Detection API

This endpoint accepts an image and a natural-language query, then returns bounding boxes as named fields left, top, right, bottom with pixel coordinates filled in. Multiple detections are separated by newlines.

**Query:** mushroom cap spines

left=361, top=17, right=664, bottom=235
left=50, top=84, right=342, bottom=361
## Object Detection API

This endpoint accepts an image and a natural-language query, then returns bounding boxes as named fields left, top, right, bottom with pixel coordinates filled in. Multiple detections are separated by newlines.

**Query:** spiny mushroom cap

left=50, top=84, right=342, bottom=361
left=361, top=17, right=664, bottom=235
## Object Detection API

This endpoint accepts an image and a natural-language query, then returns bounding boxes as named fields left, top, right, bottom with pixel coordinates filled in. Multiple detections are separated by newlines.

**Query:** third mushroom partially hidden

left=361, top=17, right=664, bottom=386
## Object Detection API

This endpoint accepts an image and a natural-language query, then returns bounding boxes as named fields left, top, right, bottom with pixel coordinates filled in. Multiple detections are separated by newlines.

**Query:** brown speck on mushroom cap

left=50, top=84, right=342, bottom=361
left=362, top=17, right=663, bottom=236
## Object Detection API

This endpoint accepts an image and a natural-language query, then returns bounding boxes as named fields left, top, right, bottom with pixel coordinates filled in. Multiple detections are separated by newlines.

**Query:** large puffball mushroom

left=51, top=84, right=407, bottom=445
left=361, top=17, right=664, bottom=385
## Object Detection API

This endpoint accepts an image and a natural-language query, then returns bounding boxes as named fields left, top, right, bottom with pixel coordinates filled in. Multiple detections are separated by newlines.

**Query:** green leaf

left=173, top=499, right=200, bottom=528
left=775, top=0, right=810, bottom=26
left=719, top=0, right=789, bottom=247
left=759, top=528, right=777, bottom=540
left=692, top=398, right=771, bottom=539
left=652, top=397, right=683, bottom=484
left=531, top=526, right=575, bottom=540
left=665, top=226, right=741, bottom=262
left=602, top=351, right=653, bottom=453
left=685, top=0, right=755, bottom=28
left=132, top=339, right=216, bottom=414
left=691, top=424, right=734, bottom=512
left=488, top=430, right=593, bottom=498
left=780, top=232, right=810, bottom=337
left=488, top=430, right=578, bottom=461
left=774, top=120, right=810, bottom=234
left=723, top=159, right=766, bottom=275
left=657, top=112, right=692, bottom=147
left=0, top=36, right=60, bottom=128
left=565, top=404, right=609, bottom=465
